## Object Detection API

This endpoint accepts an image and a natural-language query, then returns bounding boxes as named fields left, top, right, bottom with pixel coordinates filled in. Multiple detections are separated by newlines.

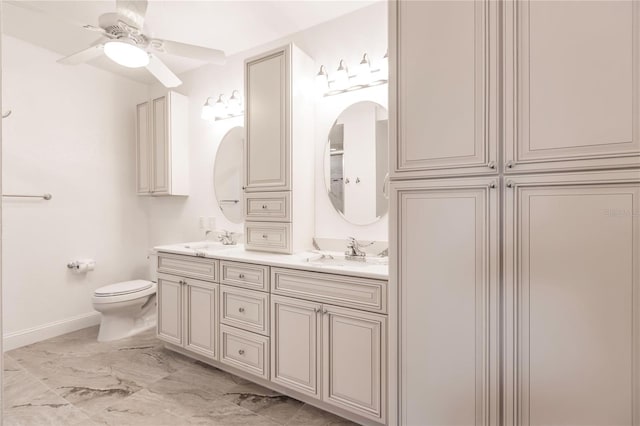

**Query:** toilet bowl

left=92, top=280, right=157, bottom=342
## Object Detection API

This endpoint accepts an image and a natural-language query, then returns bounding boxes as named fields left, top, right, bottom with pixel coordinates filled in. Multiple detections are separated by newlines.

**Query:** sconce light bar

left=201, top=90, right=244, bottom=122
left=317, top=51, right=388, bottom=97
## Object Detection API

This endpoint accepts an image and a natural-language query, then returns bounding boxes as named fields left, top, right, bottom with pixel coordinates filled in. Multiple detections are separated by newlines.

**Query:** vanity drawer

left=244, top=192, right=291, bottom=222
left=157, top=253, right=218, bottom=282
left=220, top=325, right=270, bottom=380
left=220, top=285, right=269, bottom=335
left=272, top=268, right=387, bottom=313
left=245, top=222, right=292, bottom=254
left=220, top=261, right=269, bottom=292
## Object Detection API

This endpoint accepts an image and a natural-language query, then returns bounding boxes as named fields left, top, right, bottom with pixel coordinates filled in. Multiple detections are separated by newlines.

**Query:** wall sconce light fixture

left=316, top=51, right=388, bottom=97
left=201, top=90, right=244, bottom=121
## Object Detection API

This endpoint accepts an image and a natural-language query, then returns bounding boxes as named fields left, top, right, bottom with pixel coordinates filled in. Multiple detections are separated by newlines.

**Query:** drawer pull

left=238, top=349, right=245, bottom=355
left=262, top=204, right=268, bottom=209
left=238, top=273, right=245, bottom=279
left=262, top=234, right=268, bottom=239
left=238, top=307, right=245, bottom=313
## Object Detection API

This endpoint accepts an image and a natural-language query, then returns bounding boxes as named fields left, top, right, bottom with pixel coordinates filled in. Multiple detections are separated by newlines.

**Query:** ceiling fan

left=57, top=0, right=225, bottom=87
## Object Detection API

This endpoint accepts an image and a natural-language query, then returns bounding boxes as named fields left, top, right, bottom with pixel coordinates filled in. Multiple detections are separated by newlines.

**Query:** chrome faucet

left=345, top=236, right=367, bottom=260
left=217, top=230, right=237, bottom=245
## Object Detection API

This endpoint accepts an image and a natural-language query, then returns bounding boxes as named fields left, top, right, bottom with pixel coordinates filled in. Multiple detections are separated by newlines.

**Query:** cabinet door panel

left=271, top=295, right=321, bottom=397
left=245, top=47, right=290, bottom=191
left=152, top=95, right=170, bottom=194
left=392, top=178, right=499, bottom=425
left=504, top=0, right=640, bottom=172
left=323, top=305, right=386, bottom=422
left=136, top=102, right=151, bottom=194
left=391, top=0, right=498, bottom=178
left=184, top=280, right=218, bottom=360
left=504, top=172, right=640, bottom=425
left=157, top=274, right=182, bottom=345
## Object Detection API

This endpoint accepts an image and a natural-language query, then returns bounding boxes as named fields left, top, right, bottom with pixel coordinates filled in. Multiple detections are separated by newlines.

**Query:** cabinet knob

left=488, top=161, right=496, bottom=169
left=238, top=349, right=245, bottom=355
left=313, top=307, right=320, bottom=313
left=262, top=234, right=268, bottom=239
left=506, top=161, right=515, bottom=169
left=238, top=273, right=245, bottom=279
left=506, top=180, right=514, bottom=188
left=262, top=204, right=268, bottom=209
left=322, top=309, right=328, bottom=315
left=238, top=307, right=245, bottom=313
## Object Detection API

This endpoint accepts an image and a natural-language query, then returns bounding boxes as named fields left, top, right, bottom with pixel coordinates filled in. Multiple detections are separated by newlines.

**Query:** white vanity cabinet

left=243, top=44, right=315, bottom=254
left=156, top=251, right=388, bottom=425
left=156, top=254, right=219, bottom=360
left=271, top=269, right=388, bottom=424
left=136, top=91, right=189, bottom=196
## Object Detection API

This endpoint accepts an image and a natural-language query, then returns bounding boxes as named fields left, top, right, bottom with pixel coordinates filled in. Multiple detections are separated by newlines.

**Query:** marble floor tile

left=4, top=383, right=95, bottom=426
left=4, top=326, right=358, bottom=426
left=187, top=399, right=282, bottom=426
left=287, top=404, right=359, bottom=426
left=89, top=389, right=193, bottom=426
left=220, top=381, right=305, bottom=424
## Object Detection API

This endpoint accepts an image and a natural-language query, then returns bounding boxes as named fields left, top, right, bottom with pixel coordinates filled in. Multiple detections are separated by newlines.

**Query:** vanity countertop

left=153, top=242, right=389, bottom=281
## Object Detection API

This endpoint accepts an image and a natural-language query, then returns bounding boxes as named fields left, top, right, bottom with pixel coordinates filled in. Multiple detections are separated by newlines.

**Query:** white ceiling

left=3, top=0, right=377, bottom=84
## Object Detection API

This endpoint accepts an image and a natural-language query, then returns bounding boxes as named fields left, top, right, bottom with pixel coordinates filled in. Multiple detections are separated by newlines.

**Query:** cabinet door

left=503, top=171, right=640, bottom=425
left=270, top=294, right=321, bottom=397
left=135, top=101, right=151, bottom=194
left=391, top=177, right=499, bottom=426
left=157, top=274, right=182, bottom=346
left=184, top=279, right=218, bottom=360
left=390, top=0, right=499, bottom=178
left=322, top=305, right=386, bottom=423
left=504, top=0, right=640, bottom=173
left=244, top=46, right=290, bottom=191
left=151, top=95, right=170, bottom=194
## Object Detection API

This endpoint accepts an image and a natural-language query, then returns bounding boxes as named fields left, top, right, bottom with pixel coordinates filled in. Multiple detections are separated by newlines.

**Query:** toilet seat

left=94, top=280, right=153, bottom=297
left=92, top=280, right=156, bottom=305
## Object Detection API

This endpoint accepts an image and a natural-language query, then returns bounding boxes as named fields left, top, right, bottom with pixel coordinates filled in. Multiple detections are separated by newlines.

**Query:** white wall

left=147, top=1, right=388, bottom=246
left=1, top=36, right=150, bottom=349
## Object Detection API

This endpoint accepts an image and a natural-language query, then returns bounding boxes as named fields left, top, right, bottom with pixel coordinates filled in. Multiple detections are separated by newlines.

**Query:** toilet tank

left=147, top=250, right=158, bottom=282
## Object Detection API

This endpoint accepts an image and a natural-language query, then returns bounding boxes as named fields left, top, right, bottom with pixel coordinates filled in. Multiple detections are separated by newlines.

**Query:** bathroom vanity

left=153, top=243, right=388, bottom=426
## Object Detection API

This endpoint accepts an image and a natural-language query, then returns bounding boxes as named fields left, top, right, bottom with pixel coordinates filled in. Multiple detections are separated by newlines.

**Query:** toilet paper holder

left=67, top=259, right=96, bottom=272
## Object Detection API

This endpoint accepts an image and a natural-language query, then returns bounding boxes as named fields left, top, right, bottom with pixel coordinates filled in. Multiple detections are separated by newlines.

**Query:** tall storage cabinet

left=136, top=91, right=189, bottom=196
left=390, top=0, right=640, bottom=425
left=243, top=44, right=315, bottom=254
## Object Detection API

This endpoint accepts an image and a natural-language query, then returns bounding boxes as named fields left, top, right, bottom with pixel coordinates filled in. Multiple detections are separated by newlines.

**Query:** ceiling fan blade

left=116, top=0, right=148, bottom=31
left=57, top=43, right=104, bottom=65
left=146, top=55, right=182, bottom=88
left=153, top=39, right=225, bottom=64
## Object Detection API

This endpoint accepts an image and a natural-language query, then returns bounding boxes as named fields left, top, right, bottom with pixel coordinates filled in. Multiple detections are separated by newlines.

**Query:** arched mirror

left=214, top=126, right=244, bottom=224
left=325, top=101, right=389, bottom=225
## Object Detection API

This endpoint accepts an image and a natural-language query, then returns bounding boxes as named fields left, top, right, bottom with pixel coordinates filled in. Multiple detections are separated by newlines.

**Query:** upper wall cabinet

left=504, top=0, right=640, bottom=173
left=243, top=44, right=315, bottom=254
left=136, top=91, right=189, bottom=196
left=245, top=47, right=291, bottom=192
left=390, top=0, right=499, bottom=178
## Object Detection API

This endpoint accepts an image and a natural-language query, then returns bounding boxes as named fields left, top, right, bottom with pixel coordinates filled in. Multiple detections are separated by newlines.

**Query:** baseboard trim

left=3, top=311, right=101, bottom=351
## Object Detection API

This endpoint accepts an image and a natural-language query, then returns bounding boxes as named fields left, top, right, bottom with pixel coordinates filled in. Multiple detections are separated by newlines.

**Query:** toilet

left=92, top=254, right=158, bottom=342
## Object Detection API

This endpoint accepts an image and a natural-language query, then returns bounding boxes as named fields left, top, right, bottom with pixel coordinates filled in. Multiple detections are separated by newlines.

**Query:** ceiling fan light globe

left=104, top=40, right=149, bottom=68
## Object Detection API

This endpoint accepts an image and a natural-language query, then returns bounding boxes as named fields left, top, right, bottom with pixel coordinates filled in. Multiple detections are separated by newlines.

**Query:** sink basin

left=305, top=254, right=388, bottom=267
left=182, top=242, right=231, bottom=251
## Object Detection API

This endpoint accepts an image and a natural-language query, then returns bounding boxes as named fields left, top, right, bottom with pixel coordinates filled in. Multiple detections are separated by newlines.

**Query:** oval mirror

left=325, top=101, right=389, bottom=225
left=214, top=126, right=244, bottom=224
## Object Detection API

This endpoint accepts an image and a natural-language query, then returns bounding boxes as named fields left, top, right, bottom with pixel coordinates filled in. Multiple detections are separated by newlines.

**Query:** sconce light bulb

left=201, top=97, right=216, bottom=120
left=315, top=65, right=330, bottom=94
left=334, top=60, right=349, bottom=91
left=356, top=53, right=372, bottom=86
left=212, top=94, right=227, bottom=119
